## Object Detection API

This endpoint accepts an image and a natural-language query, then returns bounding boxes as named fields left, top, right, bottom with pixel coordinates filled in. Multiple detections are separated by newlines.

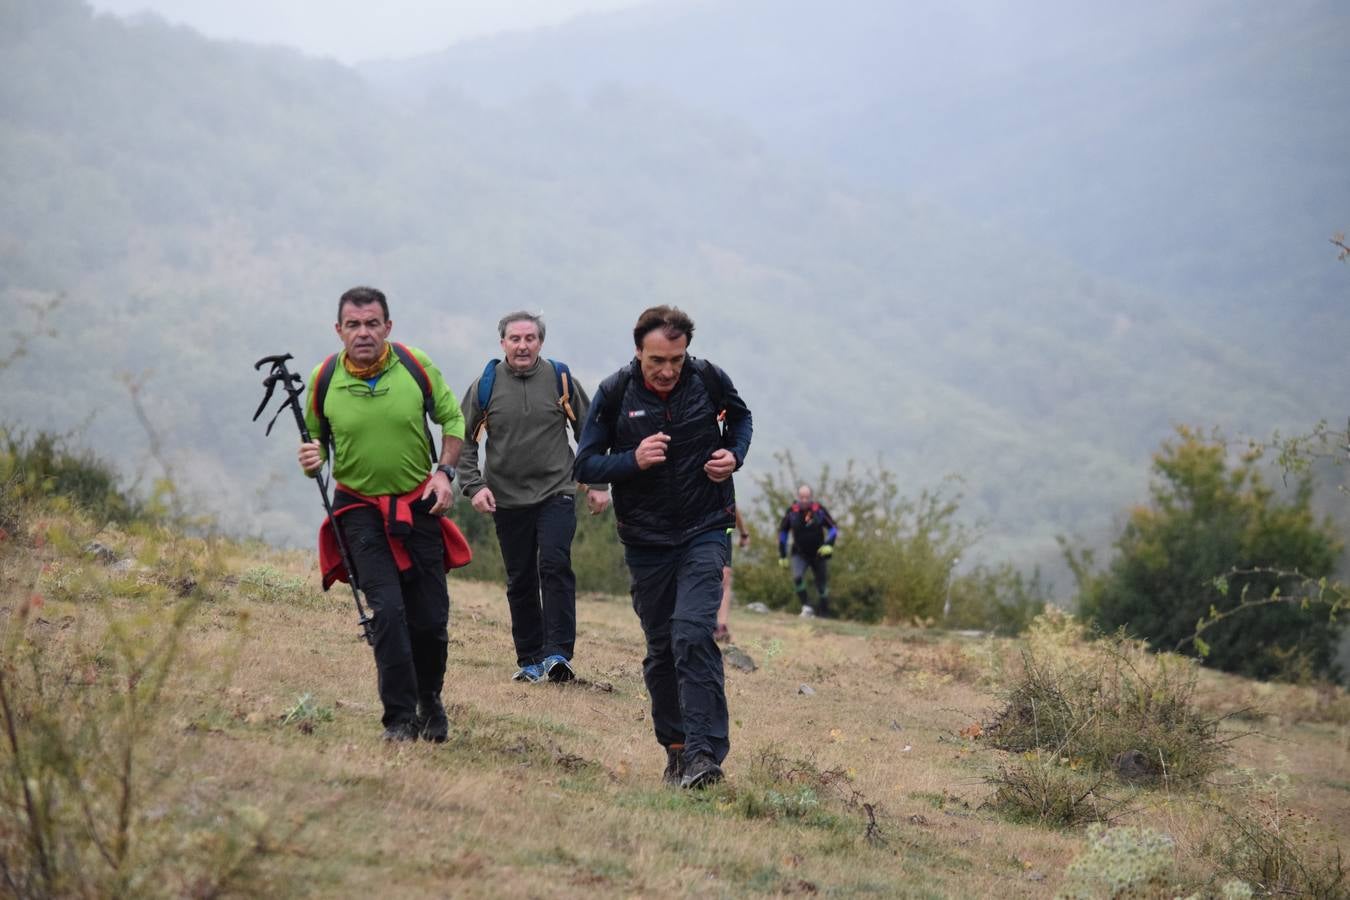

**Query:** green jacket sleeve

left=414, top=349, right=465, bottom=440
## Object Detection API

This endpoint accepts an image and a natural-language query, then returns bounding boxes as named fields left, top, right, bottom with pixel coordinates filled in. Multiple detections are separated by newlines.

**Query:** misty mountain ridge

left=366, top=0, right=1350, bottom=367
left=0, top=0, right=1342, bottom=586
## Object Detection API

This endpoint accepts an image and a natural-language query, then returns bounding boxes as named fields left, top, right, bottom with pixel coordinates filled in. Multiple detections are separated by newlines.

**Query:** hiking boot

left=680, top=752, right=724, bottom=790
left=415, top=695, right=449, bottom=743
left=511, top=663, right=546, bottom=684
left=542, top=654, right=575, bottom=683
left=662, top=745, right=686, bottom=786
left=381, top=720, right=419, bottom=743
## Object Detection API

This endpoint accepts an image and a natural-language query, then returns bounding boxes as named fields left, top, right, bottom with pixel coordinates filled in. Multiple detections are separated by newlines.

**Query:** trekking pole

left=253, top=353, right=374, bottom=645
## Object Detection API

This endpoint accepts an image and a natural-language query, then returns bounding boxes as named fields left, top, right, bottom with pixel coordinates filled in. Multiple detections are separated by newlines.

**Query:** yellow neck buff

left=343, top=342, right=391, bottom=380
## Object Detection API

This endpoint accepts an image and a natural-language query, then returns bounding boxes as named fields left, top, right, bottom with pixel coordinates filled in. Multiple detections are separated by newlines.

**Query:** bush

left=0, top=427, right=147, bottom=525
left=983, top=613, right=1228, bottom=784
left=1073, top=426, right=1344, bottom=681
left=1059, top=824, right=1177, bottom=898
left=1206, top=774, right=1348, bottom=899
left=988, top=756, right=1118, bottom=827
left=0, top=593, right=290, bottom=896
left=735, top=452, right=1046, bottom=630
left=946, top=562, right=1049, bottom=636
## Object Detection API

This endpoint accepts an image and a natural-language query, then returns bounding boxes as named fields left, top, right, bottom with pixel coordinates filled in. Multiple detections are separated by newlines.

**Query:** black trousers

left=339, top=498, right=449, bottom=728
left=791, top=552, right=831, bottom=617
left=625, top=529, right=730, bottom=763
left=493, top=494, right=578, bottom=667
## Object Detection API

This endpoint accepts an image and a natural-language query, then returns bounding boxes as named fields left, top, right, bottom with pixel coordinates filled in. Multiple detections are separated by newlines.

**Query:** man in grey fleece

left=458, top=311, right=610, bottom=683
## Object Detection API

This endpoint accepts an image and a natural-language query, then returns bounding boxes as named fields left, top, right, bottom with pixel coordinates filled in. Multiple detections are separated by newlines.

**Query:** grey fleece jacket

left=457, top=357, right=606, bottom=509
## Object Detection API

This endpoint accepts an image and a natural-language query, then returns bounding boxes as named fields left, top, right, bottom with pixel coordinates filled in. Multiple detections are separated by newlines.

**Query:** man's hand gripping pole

left=253, top=353, right=374, bottom=645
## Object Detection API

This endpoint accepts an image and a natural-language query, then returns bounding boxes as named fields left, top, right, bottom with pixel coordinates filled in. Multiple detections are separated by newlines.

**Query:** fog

left=84, top=0, right=651, bottom=62
left=4, top=0, right=1348, bottom=589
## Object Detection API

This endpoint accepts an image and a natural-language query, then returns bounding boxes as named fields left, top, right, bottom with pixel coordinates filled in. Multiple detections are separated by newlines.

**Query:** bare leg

left=714, top=565, right=733, bottom=642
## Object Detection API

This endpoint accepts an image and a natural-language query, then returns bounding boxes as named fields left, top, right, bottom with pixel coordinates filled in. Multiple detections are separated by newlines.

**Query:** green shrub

left=946, top=563, right=1049, bottom=636
left=0, top=427, right=147, bottom=525
left=983, top=615, right=1228, bottom=783
left=1206, top=774, right=1348, bottom=899
left=1072, top=426, right=1344, bottom=681
left=722, top=746, right=872, bottom=838
left=0, top=587, right=293, bottom=895
left=989, top=756, right=1118, bottom=827
left=736, top=452, right=1046, bottom=631
left=1058, top=824, right=1176, bottom=898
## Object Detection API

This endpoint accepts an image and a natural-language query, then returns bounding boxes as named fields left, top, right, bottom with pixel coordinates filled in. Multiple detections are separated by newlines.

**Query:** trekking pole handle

left=256, top=356, right=314, bottom=444
left=254, top=352, right=294, bottom=370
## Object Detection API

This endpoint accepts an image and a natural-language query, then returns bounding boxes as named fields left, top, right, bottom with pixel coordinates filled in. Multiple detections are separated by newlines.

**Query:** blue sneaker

left=541, top=654, right=575, bottom=683
left=511, top=663, right=546, bottom=684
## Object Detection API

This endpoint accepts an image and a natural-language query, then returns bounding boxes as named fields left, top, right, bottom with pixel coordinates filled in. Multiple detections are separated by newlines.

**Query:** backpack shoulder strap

left=547, top=359, right=577, bottom=422
left=597, top=365, right=634, bottom=429
left=690, top=357, right=727, bottom=424
left=312, top=353, right=339, bottom=456
left=472, top=359, right=500, bottom=443
left=390, top=342, right=438, bottom=463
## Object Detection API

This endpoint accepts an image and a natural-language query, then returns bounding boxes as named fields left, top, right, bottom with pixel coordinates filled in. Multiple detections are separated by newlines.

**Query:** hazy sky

left=85, top=0, right=650, bottom=63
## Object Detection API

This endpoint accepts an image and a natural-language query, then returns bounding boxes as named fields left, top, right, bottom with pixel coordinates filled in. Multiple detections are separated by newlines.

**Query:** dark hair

left=337, top=286, right=389, bottom=323
left=633, top=305, right=695, bottom=348
left=498, top=311, right=546, bottom=341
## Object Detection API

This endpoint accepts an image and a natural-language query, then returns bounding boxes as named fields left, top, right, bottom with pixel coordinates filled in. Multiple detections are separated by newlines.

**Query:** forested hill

left=0, top=0, right=1336, bottom=577
left=366, top=0, right=1350, bottom=378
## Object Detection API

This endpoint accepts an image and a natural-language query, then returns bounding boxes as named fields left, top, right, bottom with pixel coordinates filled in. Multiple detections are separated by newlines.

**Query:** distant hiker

left=778, top=485, right=838, bottom=618
left=297, top=286, right=466, bottom=743
left=574, top=305, right=753, bottom=789
left=458, top=311, right=610, bottom=684
left=715, top=508, right=750, bottom=643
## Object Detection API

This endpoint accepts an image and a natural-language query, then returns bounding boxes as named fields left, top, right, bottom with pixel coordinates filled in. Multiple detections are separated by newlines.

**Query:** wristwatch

left=435, top=464, right=456, bottom=481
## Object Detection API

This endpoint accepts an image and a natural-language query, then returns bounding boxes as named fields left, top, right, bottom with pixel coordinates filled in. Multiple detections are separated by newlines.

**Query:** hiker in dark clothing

left=778, top=484, right=838, bottom=618
left=298, top=286, right=466, bottom=743
left=574, top=305, right=753, bottom=789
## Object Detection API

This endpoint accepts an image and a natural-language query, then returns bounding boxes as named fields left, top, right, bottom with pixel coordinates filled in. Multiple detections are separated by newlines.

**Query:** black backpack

left=598, top=357, right=727, bottom=429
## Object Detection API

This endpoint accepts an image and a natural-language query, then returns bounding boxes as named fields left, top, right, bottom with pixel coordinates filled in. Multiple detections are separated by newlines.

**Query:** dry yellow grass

left=3, top=508, right=1348, bottom=898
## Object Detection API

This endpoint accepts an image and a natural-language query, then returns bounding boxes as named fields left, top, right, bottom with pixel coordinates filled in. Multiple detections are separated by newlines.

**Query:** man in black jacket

left=574, top=306, right=753, bottom=789
left=778, top=484, right=839, bottom=618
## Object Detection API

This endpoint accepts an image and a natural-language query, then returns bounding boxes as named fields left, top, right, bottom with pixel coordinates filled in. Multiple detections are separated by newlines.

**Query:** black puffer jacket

left=574, top=357, right=753, bottom=547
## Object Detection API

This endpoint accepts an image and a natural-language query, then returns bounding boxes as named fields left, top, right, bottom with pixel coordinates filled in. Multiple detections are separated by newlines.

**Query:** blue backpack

left=471, top=358, right=576, bottom=442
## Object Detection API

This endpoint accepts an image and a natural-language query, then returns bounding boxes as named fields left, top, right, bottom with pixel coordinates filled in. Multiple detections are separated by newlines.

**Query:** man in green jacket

left=297, top=286, right=466, bottom=742
left=458, top=312, right=609, bottom=683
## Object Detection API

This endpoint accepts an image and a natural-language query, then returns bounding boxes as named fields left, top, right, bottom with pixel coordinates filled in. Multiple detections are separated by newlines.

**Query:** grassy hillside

left=4, top=493, right=1348, bottom=896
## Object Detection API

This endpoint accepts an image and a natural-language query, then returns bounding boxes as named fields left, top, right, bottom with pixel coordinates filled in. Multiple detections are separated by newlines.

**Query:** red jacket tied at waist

left=318, top=479, right=472, bottom=590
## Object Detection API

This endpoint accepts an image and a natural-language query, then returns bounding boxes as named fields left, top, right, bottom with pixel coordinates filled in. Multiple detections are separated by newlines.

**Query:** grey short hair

left=497, top=311, right=545, bottom=341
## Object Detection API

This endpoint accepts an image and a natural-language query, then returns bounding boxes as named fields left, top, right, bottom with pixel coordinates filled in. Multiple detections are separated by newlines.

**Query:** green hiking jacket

left=304, top=345, right=465, bottom=497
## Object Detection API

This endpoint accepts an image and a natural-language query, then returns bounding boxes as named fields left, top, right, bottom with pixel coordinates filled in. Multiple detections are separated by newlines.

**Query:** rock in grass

left=798, top=684, right=816, bottom=696
left=1111, top=749, right=1155, bottom=781
left=724, top=646, right=757, bottom=672
left=84, top=541, right=119, bottom=563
